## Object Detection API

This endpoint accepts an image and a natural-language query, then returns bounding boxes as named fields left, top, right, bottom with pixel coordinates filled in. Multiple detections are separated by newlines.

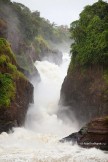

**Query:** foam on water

left=0, top=129, right=108, bottom=162
left=0, top=53, right=108, bottom=162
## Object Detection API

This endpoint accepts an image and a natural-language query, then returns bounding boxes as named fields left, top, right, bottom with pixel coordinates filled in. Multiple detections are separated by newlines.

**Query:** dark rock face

left=19, top=65, right=40, bottom=82
left=59, top=66, right=108, bottom=124
left=60, top=117, right=108, bottom=150
left=60, top=125, right=88, bottom=144
left=0, top=39, right=34, bottom=133
left=78, top=117, right=108, bottom=150
left=47, top=49, right=62, bottom=65
left=60, top=132, right=79, bottom=144
left=16, top=43, right=40, bottom=79
left=0, top=78, right=33, bottom=133
left=39, top=48, right=63, bottom=65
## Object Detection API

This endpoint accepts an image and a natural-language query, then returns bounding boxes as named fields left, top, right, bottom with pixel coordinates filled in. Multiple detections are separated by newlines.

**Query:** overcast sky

left=12, top=0, right=108, bottom=26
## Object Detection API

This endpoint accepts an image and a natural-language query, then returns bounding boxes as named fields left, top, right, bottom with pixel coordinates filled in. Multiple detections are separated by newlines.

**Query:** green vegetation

left=33, top=35, right=49, bottom=55
left=69, top=0, right=108, bottom=69
left=7, top=63, right=17, bottom=73
left=0, top=38, right=16, bottom=63
left=35, top=35, right=49, bottom=49
left=0, top=55, right=10, bottom=65
left=0, top=38, right=27, bottom=107
left=0, top=73, right=15, bottom=107
left=0, top=0, right=70, bottom=74
left=103, top=69, right=108, bottom=84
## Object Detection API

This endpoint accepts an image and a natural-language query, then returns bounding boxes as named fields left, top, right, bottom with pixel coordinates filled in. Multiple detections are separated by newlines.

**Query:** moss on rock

left=0, top=38, right=16, bottom=64
left=0, top=38, right=33, bottom=132
left=0, top=73, right=15, bottom=107
left=0, top=38, right=27, bottom=108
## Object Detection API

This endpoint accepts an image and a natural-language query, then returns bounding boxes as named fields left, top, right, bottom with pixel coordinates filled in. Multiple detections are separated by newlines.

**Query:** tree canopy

left=70, top=0, right=108, bottom=67
left=0, top=0, right=70, bottom=73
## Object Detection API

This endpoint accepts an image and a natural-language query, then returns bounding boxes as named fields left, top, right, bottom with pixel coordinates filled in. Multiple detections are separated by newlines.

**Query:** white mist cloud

left=25, top=55, right=78, bottom=137
left=11, top=0, right=104, bottom=26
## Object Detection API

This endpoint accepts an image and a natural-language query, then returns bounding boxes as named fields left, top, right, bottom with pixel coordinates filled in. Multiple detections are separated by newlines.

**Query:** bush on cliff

left=0, top=38, right=26, bottom=107
left=0, top=73, right=15, bottom=107
left=0, top=38, right=16, bottom=64
left=59, top=0, right=108, bottom=124
left=69, top=0, right=108, bottom=69
left=0, top=0, right=70, bottom=76
left=0, top=38, right=33, bottom=132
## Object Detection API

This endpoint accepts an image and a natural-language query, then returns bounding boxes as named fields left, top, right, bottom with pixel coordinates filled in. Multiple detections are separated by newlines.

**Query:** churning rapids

left=0, top=53, right=108, bottom=162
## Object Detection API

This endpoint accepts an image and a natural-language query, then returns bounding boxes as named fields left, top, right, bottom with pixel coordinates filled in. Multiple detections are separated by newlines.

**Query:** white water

left=0, top=53, right=108, bottom=162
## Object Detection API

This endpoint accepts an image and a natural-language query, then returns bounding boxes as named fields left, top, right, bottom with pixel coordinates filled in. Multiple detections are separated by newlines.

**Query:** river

left=0, top=53, right=108, bottom=162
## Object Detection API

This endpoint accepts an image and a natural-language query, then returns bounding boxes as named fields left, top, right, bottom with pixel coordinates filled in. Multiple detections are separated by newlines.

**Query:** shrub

left=0, top=38, right=16, bottom=63
left=0, top=55, right=10, bottom=65
left=70, top=0, right=108, bottom=68
left=0, top=73, right=15, bottom=107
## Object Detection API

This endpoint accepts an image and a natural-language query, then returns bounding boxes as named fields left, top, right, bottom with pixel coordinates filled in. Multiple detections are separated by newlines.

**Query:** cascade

left=0, top=53, right=107, bottom=162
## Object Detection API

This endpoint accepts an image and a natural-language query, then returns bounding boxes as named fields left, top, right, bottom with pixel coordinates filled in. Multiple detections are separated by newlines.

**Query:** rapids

left=0, top=53, right=108, bottom=162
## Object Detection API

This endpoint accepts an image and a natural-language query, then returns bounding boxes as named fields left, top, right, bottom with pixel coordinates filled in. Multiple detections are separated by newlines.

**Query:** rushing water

left=0, top=53, right=108, bottom=162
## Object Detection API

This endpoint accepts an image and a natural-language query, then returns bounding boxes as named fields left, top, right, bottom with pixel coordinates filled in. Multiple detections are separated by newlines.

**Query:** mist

left=0, top=2, right=23, bottom=52
left=25, top=53, right=78, bottom=138
left=0, top=51, right=107, bottom=161
left=12, top=0, right=100, bottom=26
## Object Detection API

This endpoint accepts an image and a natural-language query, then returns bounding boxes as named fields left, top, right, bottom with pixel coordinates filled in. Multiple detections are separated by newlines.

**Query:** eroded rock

left=60, top=117, right=108, bottom=151
left=0, top=38, right=34, bottom=133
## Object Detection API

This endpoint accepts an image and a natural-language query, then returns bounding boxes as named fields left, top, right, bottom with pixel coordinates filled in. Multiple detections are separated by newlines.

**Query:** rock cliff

left=59, top=0, right=108, bottom=150
left=60, top=65, right=108, bottom=124
left=60, top=116, right=108, bottom=150
left=0, top=38, right=33, bottom=133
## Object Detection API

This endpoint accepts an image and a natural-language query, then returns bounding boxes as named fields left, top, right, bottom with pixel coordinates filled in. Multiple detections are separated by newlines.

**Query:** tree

left=70, top=0, right=108, bottom=67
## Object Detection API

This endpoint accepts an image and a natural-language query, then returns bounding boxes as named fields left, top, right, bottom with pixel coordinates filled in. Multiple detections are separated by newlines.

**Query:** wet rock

left=60, top=117, right=108, bottom=151
left=60, top=125, right=88, bottom=144
left=59, top=66, right=108, bottom=124
left=0, top=73, right=34, bottom=134
left=60, top=132, right=79, bottom=144
left=39, top=48, right=63, bottom=65
left=0, top=38, right=34, bottom=133
left=78, top=117, right=108, bottom=150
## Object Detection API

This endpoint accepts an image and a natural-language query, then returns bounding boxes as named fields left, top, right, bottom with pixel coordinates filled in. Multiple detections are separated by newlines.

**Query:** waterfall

left=25, top=53, right=75, bottom=137
left=0, top=53, right=107, bottom=162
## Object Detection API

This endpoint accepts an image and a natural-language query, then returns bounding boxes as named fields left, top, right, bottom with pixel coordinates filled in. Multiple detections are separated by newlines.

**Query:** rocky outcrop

left=60, top=116, right=108, bottom=151
left=38, top=45, right=63, bottom=65
left=15, top=42, right=40, bottom=79
left=0, top=77, right=33, bottom=133
left=0, top=38, right=33, bottom=133
left=59, top=65, right=108, bottom=125
left=0, top=1, right=65, bottom=78
left=44, top=49, right=63, bottom=65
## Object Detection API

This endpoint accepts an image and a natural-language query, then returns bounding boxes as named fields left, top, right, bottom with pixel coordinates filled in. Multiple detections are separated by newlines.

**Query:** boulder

left=60, top=117, right=108, bottom=151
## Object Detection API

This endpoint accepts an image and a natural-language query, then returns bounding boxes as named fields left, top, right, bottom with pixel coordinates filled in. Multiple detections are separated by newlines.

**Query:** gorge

left=0, top=52, right=108, bottom=162
left=0, top=0, right=108, bottom=161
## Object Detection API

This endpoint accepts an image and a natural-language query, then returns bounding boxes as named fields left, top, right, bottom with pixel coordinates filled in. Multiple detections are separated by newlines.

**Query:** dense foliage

left=0, top=38, right=16, bottom=62
left=70, top=0, right=108, bottom=68
left=0, top=0, right=70, bottom=74
left=0, top=38, right=26, bottom=107
left=0, top=73, right=15, bottom=107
